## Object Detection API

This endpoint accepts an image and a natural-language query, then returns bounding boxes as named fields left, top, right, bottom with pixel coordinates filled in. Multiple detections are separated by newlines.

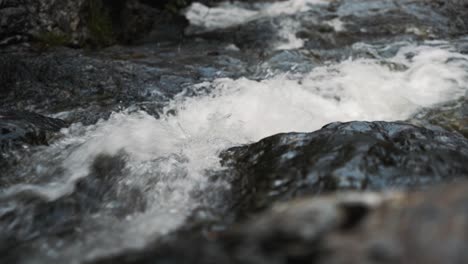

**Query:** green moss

left=87, top=0, right=115, bottom=47
left=36, top=31, right=71, bottom=47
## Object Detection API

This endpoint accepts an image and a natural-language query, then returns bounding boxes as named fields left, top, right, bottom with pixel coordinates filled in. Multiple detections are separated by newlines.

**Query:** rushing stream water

left=2, top=1, right=468, bottom=263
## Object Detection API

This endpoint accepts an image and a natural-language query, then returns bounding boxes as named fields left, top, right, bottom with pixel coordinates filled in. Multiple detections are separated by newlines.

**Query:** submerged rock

left=220, top=121, right=468, bottom=215
left=0, top=110, right=67, bottom=152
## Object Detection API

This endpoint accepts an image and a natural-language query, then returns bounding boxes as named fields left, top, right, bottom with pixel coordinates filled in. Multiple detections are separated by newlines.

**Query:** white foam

left=325, top=18, right=345, bottom=32
left=185, top=0, right=328, bottom=30
left=7, top=42, right=468, bottom=260
left=275, top=19, right=305, bottom=50
left=185, top=2, right=258, bottom=30
left=160, top=44, right=467, bottom=142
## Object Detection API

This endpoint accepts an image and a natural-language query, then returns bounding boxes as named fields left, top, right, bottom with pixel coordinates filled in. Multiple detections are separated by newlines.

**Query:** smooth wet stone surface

left=220, top=121, right=468, bottom=214
left=0, top=41, right=250, bottom=125
left=0, top=110, right=67, bottom=151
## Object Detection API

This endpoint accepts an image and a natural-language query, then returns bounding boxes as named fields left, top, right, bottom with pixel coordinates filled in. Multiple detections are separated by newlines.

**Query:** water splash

left=3, top=42, right=468, bottom=261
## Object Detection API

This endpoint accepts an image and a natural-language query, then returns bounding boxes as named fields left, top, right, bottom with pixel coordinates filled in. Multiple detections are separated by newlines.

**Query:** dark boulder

left=220, top=121, right=468, bottom=215
left=0, top=41, right=249, bottom=124
left=0, top=0, right=88, bottom=47
left=0, top=0, right=191, bottom=48
left=0, top=110, right=67, bottom=152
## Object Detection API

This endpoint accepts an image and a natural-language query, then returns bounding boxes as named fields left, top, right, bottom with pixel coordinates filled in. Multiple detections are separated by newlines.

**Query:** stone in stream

left=0, top=41, right=249, bottom=125
left=410, top=93, right=468, bottom=139
left=218, top=121, right=468, bottom=216
left=0, top=110, right=67, bottom=152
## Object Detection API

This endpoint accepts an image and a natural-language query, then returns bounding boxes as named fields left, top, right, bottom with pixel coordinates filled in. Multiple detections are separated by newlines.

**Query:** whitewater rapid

left=5, top=41, right=468, bottom=262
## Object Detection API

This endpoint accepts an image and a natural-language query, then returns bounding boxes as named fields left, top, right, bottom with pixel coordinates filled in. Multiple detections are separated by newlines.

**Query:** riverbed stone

left=220, top=121, right=468, bottom=215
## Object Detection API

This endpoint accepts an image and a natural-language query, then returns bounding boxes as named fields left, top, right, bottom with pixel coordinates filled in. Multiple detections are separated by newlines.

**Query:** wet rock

left=0, top=110, right=67, bottom=152
left=98, top=0, right=195, bottom=45
left=0, top=0, right=191, bottom=48
left=0, top=0, right=88, bottom=46
left=410, top=95, right=468, bottom=138
left=0, top=42, right=248, bottom=124
left=220, top=121, right=468, bottom=215
left=0, top=1, right=30, bottom=46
